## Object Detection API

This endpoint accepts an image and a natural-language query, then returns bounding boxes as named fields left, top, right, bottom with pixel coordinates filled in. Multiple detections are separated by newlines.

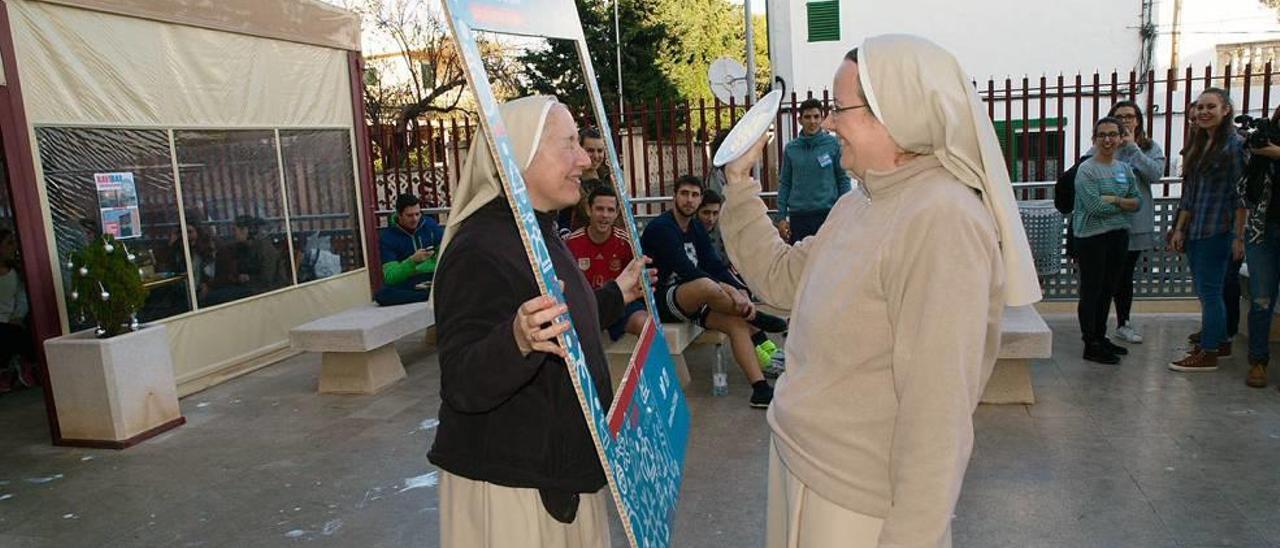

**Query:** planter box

left=44, top=324, right=185, bottom=448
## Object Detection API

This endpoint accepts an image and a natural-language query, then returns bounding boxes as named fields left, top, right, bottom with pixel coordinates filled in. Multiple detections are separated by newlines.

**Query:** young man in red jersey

left=565, top=186, right=648, bottom=340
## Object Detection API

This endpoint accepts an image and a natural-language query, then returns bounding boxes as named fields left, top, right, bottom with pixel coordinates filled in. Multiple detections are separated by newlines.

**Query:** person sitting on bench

left=641, top=174, right=785, bottom=408
left=374, top=193, right=445, bottom=306
left=565, top=186, right=648, bottom=340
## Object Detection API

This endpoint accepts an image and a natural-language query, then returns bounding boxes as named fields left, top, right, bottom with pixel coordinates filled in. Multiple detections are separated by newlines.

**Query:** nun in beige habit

left=718, top=35, right=1042, bottom=547
left=428, top=95, right=648, bottom=548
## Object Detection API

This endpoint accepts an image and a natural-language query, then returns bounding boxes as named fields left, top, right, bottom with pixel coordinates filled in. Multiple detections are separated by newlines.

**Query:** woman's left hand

left=1233, top=238, right=1246, bottom=261
left=617, top=255, right=656, bottom=304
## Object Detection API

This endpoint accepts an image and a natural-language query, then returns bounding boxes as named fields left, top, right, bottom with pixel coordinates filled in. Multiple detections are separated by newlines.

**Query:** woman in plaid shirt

left=1169, top=88, right=1248, bottom=372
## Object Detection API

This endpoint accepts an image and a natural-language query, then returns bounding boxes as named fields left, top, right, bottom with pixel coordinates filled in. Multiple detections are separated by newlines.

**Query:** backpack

left=1054, top=161, right=1083, bottom=214
left=1055, top=155, right=1091, bottom=258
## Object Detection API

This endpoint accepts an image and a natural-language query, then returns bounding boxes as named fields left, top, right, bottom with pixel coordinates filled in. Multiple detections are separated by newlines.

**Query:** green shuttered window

left=807, top=1, right=840, bottom=43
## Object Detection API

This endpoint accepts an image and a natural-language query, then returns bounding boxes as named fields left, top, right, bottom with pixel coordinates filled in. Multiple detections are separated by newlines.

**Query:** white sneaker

left=1115, top=325, right=1144, bottom=344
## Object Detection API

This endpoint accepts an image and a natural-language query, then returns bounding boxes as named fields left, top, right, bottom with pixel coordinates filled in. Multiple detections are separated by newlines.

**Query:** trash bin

left=1018, top=199, right=1064, bottom=277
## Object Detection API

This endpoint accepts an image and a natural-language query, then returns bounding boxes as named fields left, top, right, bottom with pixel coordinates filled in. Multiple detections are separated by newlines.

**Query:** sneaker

left=755, top=340, right=779, bottom=370
left=749, top=381, right=773, bottom=408
left=1083, top=344, right=1120, bottom=364
left=1103, top=339, right=1129, bottom=356
left=1188, top=331, right=1201, bottom=345
left=1115, top=325, right=1144, bottom=344
left=748, top=312, right=789, bottom=334
left=764, top=349, right=786, bottom=379
left=1169, top=349, right=1219, bottom=372
left=1246, top=360, right=1268, bottom=388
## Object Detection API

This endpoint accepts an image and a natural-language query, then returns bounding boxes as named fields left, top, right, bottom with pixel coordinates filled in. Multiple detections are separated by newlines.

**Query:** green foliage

left=517, top=0, right=770, bottom=112
left=517, top=0, right=681, bottom=113
left=66, top=235, right=148, bottom=338
left=652, top=2, right=771, bottom=100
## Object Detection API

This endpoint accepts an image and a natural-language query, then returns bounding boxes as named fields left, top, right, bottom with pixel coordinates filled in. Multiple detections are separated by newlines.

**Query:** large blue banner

left=441, top=2, right=691, bottom=547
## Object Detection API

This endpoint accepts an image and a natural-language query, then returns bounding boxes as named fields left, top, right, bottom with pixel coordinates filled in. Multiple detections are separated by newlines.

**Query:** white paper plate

left=712, top=90, right=783, bottom=167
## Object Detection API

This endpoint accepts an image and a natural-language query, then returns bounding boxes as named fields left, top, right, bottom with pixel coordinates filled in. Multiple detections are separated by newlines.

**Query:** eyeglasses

left=832, top=103, right=870, bottom=115
left=1095, top=131, right=1122, bottom=139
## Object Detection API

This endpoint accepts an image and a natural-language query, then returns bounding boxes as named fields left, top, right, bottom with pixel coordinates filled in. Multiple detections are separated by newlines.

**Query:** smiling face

left=1193, top=92, right=1230, bottom=131
left=588, top=194, right=618, bottom=234
left=1093, top=121, right=1123, bottom=159
left=821, top=60, right=901, bottom=178
left=581, top=136, right=607, bottom=172
left=525, top=105, right=593, bottom=212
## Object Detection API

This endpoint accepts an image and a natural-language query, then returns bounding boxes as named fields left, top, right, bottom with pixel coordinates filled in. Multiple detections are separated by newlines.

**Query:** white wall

left=1153, top=0, right=1280, bottom=70
left=768, top=0, right=1140, bottom=93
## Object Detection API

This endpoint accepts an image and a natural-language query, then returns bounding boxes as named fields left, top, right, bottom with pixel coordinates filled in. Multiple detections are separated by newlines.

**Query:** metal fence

left=1015, top=181, right=1193, bottom=301
left=367, top=61, right=1276, bottom=299
left=368, top=61, right=1280, bottom=209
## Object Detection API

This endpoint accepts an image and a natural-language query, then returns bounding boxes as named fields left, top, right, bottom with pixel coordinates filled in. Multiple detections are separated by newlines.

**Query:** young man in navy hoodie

left=374, top=193, right=445, bottom=306
left=641, top=175, right=786, bottom=407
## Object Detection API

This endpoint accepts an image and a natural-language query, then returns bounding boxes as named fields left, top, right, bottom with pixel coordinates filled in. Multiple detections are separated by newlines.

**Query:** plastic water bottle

left=711, top=346, right=729, bottom=396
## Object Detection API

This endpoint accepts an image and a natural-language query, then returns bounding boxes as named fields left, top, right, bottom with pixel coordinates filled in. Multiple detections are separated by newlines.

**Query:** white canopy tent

left=1, top=0, right=379, bottom=436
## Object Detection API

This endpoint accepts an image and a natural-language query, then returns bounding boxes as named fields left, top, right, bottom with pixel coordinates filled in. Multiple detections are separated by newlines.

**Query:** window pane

left=279, top=130, right=364, bottom=282
left=175, top=130, right=292, bottom=307
left=35, top=127, right=194, bottom=326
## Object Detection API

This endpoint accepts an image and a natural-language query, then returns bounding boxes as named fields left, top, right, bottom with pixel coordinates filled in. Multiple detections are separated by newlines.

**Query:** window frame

left=32, top=123, right=368, bottom=328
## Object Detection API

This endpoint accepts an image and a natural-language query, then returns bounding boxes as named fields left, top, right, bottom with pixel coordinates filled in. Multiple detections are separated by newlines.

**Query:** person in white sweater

left=719, top=35, right=1041, bottom=547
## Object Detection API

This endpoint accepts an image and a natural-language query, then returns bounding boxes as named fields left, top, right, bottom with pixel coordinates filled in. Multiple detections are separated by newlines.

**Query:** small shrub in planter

left=65, top=234, right=148, bottom=338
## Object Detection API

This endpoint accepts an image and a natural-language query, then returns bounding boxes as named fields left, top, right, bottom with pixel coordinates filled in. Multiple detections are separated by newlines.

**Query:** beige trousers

left=439, top=471, right=612, bottom=548
left=766, top=439, right=885, bottom=548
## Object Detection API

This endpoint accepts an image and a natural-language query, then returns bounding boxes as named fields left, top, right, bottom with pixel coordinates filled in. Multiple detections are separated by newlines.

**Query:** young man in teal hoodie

left=777, top=98, right=853, bottom=242
left=374, top=193, right=445, bottom=306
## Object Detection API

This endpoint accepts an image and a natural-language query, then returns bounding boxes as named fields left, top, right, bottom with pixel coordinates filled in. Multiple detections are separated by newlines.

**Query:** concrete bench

left=981, top=305, right=1053, bottom=405
left=289, top=302, right=434, bottom=395
left=605, top=322, right=710, bottom=390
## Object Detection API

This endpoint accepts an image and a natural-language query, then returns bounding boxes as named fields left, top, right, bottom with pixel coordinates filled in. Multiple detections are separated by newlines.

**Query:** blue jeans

left=1245, top=224, right=1280, bottom=361
left=1187, top=233, right=1233, bottom=351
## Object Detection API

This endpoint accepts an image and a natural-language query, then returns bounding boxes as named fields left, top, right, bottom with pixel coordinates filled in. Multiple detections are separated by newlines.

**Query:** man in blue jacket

left=641, top=175, right=786, bottom=408
left=777, top=98, right=852, bottom=242
left=374, top=193, right=445, bottom=306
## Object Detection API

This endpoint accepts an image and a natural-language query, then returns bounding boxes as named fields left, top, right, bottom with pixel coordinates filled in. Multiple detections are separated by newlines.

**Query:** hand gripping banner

left=439, top=2, right=692, bottom=546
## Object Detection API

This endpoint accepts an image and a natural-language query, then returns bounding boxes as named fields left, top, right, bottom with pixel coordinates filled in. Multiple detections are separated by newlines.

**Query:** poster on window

left=94, top=172, right=141, bottom=240
left=442, top=1, right=690, bottom=547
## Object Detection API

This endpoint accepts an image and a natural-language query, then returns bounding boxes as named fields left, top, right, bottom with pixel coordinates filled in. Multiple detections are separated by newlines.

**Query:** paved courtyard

left=1, top=313, right=1279, bottom=547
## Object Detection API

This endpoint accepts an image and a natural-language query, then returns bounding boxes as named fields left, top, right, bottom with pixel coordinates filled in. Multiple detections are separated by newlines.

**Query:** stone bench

left=981, top=305, right=1053, bottom=405
left=605, top=322, right=710, bottom=390
left=289, top=302, right=434, bottom=395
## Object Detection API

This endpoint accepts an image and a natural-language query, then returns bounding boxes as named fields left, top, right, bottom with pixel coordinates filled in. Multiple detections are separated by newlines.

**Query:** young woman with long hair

left=1169, top=88, right=1248, bottom=371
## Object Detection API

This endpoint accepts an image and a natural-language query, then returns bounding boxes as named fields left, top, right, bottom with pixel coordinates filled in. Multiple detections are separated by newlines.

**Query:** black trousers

left=0, top=323, right=32, bottom=367
left=788, top=209, right=831, bottom=243
left=1076, top=229, right=1128, bottom=345
left=1115, top=250, right=1141, bottom=328
left=1225, top=258, right=1243, bottom=338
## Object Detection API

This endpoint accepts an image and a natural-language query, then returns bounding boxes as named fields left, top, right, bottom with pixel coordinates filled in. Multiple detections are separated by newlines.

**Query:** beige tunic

left=721, top=155, right=1004, bottom=547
